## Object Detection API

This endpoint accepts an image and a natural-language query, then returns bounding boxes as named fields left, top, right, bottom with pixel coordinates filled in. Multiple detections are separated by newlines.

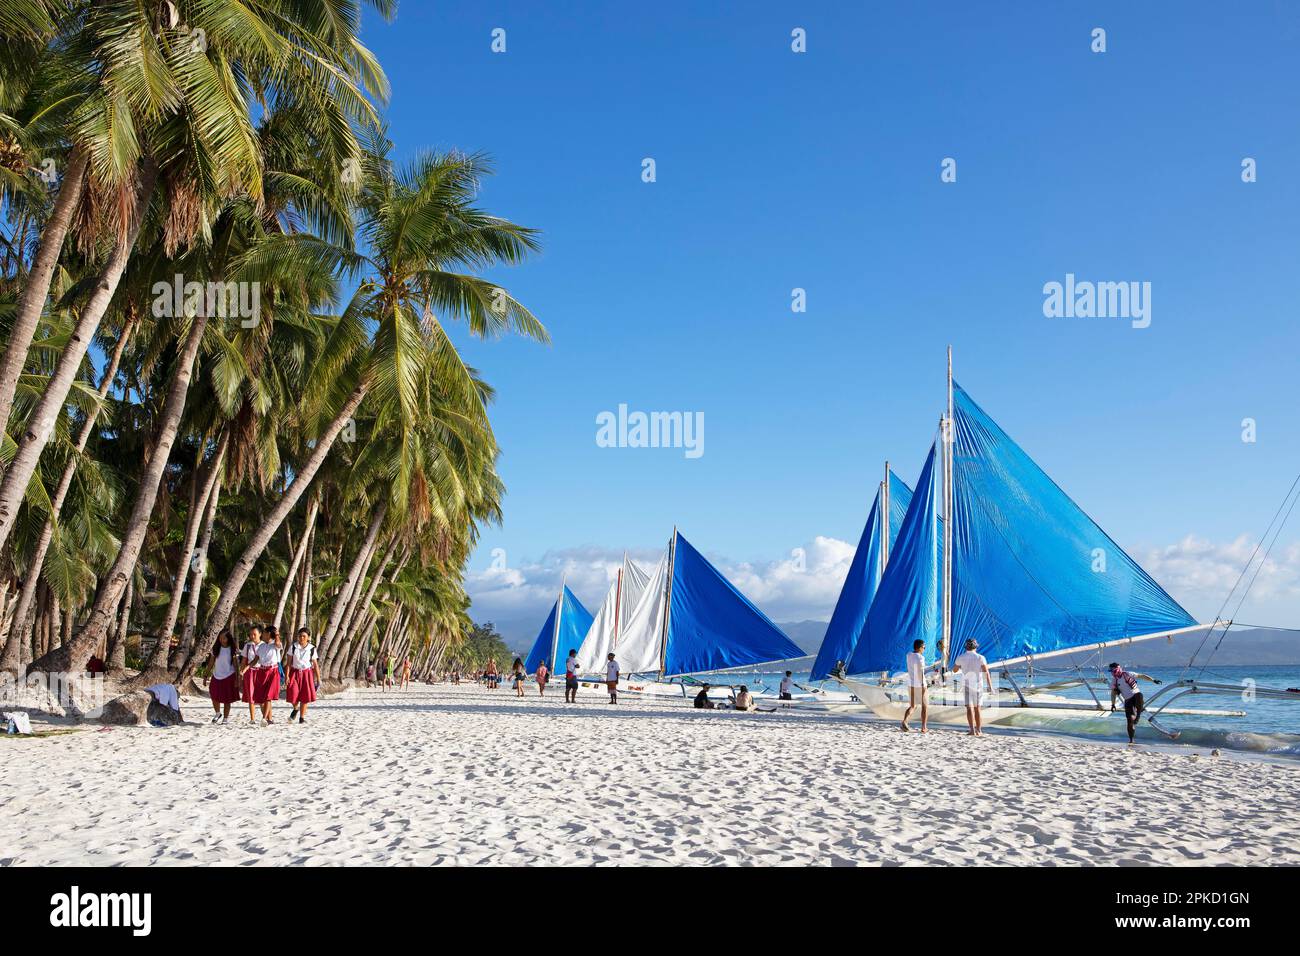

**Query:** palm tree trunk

left=105, top=582, right=130, bottom=672
left=138, top=433, right=227, bottom=675
left=33, top=278, right=209, bottom=675
left=318, top=498, right=388, bottom=665
left=330, top=543, right=403, bottom=680
left=272, top=494, right=318, bottom=631
left=181, top=383, right=367, bottom=683
left=176, top=472, right=222, bottom=674
left=0, top=148, right=89, bottom=445
left=0, top=161, right=156, bottom=556
left=297, top=518, right=316, bottom=631
left=0, top=318, right=137, bottom=675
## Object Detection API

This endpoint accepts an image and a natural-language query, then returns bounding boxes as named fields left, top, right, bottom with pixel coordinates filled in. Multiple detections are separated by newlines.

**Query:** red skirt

left=246, top=666, right=281, bottom=703
left=209, top=672, right=241, bottom=704
left=286, top=668, right=317, bottom=704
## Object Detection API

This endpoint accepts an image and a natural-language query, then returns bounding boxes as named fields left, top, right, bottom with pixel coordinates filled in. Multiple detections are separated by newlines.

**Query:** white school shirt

left=954, top=651, right=987, bottom=688
left=779, top=676, right=794, bottom=695
left=255, top=641, right=281, bottom=667
left=606, top=659, right=620, bottom=681
left=289, top=643, right=317, bottom=671
left=242, top=642, right=260, bottom=665
left=212, top=646, right=236, bottom=681
left=905, top=652, right=926, bottom=688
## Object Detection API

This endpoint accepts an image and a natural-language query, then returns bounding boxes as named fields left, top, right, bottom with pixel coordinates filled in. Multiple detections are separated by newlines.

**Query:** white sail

left=613, top=551, right=670, bottom=675
left=619, top=558, right=652, bottom=630
left=576, top=558, right=652, bottom=672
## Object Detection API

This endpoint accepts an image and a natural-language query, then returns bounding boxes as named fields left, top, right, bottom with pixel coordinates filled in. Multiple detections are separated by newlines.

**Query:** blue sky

left=360, top=1, right=1300, bottom=643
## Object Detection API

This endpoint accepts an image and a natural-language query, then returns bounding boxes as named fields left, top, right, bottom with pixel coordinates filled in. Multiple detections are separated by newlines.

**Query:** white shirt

left=1111, top=669, right=1140, bottom=701
left=779, top=676, right=794, bottom=694
left=289, top=643, right=317, bottom=671
left=953, top=651, right=988, bottom=688
left=212, top=646, right=236, bottom=681
left=606, top=659, right=620, bottom=681
left=242, top=642, right=259, bottom=665
left=255, top=641, right=281, bottom=667
left=566, top=654, right=578, bottom=676
left=905, top=652, right=926, bottom=688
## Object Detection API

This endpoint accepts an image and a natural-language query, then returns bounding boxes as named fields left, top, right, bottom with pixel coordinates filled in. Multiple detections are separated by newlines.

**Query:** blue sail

left=523, top=587, right=594, bottom=673
left=850, top=442, right=944, bottom=675
left=810, top=472, right=914, bottom=679
left=948, top=384, right=1195, bottom=665
left=663, top=532, right=804, bottom=677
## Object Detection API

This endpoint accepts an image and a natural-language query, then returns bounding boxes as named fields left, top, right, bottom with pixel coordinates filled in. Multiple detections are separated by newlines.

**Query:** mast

left=657, top=528, right=677, bottom=678
left=941, top=346, right=953, bottom=673
left=880, top=459, right=891, bottom=575
left=612, top=557, right=624, bottom=649
left=551, top=576, right=564, bottom=670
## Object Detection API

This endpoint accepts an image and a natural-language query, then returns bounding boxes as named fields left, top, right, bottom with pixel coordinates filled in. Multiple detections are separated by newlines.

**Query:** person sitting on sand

left=564, top=648, right=580, bottom=703
left=693, top=684, right=715, bottom=710
left=1108, top=662, right=1147, bottom=745
left=951, top=638, right=993, bottom=737
left=536, top=661, right=550, bottom=697
left=605, top=652, right=620, bottom=704
left=733, top=685, right=756, bottom=712
left=511, top=657, right=525, bottom=697
left=901, top=639, right=928, bottom=733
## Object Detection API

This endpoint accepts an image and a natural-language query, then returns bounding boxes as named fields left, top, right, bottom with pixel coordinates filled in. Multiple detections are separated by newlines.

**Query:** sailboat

left=523, top=584, right=595, bottom=675
left=573, top=554, right=652, bottom=674
left=837, top=349, right=1247, bottom=731
left=605, top=529, right=806, bottom=699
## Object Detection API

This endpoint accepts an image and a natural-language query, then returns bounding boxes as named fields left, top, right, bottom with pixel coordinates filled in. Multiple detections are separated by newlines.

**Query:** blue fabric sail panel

left=524, top=601, right=558, bottom=674
left=554, top=586, right=595, bottom=666
left=850, top=444, right=944, bottom=675
left=811, top=473, right=914, bottom=680
left=948, top=383, right=1195, bottom=666
left=663, top=533, right=804, bottom=677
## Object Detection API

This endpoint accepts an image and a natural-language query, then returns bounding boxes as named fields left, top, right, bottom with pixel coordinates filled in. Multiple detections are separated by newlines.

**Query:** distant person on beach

left=207, top=630, right=240, bottom=723
left=564, top=648, right=580, bottom=703
left=512, top=658, right=525, bottom=697
left=536, top=661, right=550, bottom=697
left=365, top=663, right=375, bottom=688
left=286, top=628, right=319, bottom=724
left=693, top=684, right=715, bottom=710
left=901, top=639, right=929, bottom=733
left=400, top=656, right=412, bottom=690
left=952, top=638, right=993, bottom=737
left=779, top=671, right=794, bottom=701
left=384, top=654, right=395, bottom=691
left=240, top=625, right=263, bottom=724
left=733, top=685, right=756, bottom=712
left=1108, top=662, right=1146, bottom=745
left=605, top=653, right=620, bottom=703
left=486, top=657, right=499, bottom=689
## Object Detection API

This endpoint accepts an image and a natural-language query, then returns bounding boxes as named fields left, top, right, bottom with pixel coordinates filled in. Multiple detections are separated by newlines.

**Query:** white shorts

left=962, top=684, right=982, bottom=706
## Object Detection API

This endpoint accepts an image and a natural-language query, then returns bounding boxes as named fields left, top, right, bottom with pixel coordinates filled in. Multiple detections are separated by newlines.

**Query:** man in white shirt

left=564, top=649, right=580, bottom=703
left=1108, top=662, right=1147, bottom=745
left=901, top=639, right=928, bottom=733
left=605, top=652, right=620, bottom=704
left=951, top=638, right=993, bottom=737
left=778, top=671, right=794, bottom=701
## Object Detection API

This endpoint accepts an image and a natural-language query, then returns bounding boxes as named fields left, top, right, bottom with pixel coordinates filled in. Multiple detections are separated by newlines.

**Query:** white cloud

left=1137, top=535, right=1300, bottom=619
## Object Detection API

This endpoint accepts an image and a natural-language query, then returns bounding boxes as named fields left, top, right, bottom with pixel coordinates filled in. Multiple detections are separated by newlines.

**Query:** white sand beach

left=2, top=682, right=1298, bottom=866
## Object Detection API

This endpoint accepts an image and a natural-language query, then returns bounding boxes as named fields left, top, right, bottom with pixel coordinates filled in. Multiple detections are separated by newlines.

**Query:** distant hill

left=776, top=620, right=828, bottom=657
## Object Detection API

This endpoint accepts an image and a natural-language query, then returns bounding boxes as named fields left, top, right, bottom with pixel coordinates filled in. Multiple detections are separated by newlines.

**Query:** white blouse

left=212, top=646, right=236, bottom=681
left=254, top=641, right=281, bottom=667
left=289, top=643, right=317, bottom=671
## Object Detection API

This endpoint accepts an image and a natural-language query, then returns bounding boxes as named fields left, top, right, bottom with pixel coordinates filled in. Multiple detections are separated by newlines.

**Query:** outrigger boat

left=825, top=348, right=1291, bottom=736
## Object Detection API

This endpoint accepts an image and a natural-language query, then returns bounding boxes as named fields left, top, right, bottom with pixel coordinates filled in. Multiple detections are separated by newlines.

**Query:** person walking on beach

left=286, top=628, right=319, bottom=724
left=536, top=660, right=550, bottom=697
left=512, top=658, right=525, bottom=697
left=952, top=638, right=993, bottom=737
left=251, top=624, right=283, bottom=724
left=564, top=648, right=580, bottom=703
left=901, top=639, right=929, bottom=733
left=400, top=655, right=412, bottom=690
left=240, top=625, right=263, bottom=724
left=603, top=650, right=618, bottom=702
left=265, top=625, right=284, bottom=697
left=383, top=653, right=395, bottom=691
left=779, top=671, right=795, bottom=701
left=207, top=630, right=240, bottom=723
left=1108, top=662, right=1146, bottom=745
left=486, top=657, right=499, bottom=689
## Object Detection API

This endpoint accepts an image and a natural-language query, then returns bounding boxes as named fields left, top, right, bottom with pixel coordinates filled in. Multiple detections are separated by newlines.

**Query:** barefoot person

left=733, top=685, right=756, bottom=712
left=952, top=638, right=993, bottom=737
left=512, top=657, right=525, bottom=698
left=1108, top=662, right=1146, bottom=745
left=286, top=628, right=319, bottom=724
left=207, top=630, right=240, bottom=724
left=564, top=648, right=580, bottom=703
left=400, top=655, right=412, bottom=690
left=240, top=625, right=264, bottom=725
left=605, top=652, right=620, bottom=704
left=901, top=639, right=929, bottom=733
left=535, top=660, right=550, bottom=697
left=778, top=671, right=795, bottom=701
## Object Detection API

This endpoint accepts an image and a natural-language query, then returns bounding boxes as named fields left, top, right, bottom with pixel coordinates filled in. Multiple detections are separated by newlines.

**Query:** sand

left=1, top=682, right=1297, bottom=866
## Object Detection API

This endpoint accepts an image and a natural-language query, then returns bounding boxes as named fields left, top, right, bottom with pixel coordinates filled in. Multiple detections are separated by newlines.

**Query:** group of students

left=493, top=650, right=623, bottom=703
left=898, top=637, right=1151, bottom=743
left=206, top=623, right=320, bottom=726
